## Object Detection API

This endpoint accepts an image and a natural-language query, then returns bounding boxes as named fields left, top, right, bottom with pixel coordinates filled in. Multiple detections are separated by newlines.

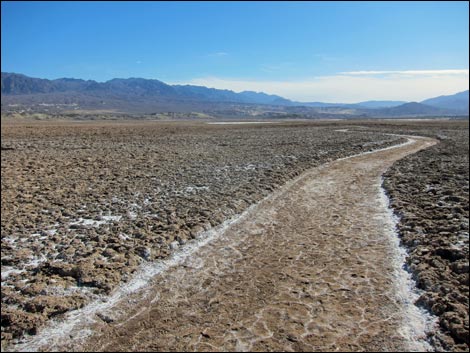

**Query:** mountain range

left=1, top=72, right=468, bottom=117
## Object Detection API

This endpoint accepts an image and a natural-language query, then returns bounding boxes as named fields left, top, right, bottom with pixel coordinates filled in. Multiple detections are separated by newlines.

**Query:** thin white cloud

left=340, top=69, right=469, bottom=76
left=207, top=52, right=229, bottom=57
left=170, top=70, right=469, bottom=103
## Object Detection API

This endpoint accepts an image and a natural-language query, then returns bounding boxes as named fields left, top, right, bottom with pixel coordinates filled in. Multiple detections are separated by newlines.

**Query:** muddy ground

left=1, top=119, right=468, bottom=351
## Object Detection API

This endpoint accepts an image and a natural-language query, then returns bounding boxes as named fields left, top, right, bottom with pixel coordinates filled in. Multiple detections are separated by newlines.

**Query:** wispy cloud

left=340, top=69, right=469, bottom=76
left=207, top=52, right=229, bottom=57
left=170, top=69, right=469, bottom=103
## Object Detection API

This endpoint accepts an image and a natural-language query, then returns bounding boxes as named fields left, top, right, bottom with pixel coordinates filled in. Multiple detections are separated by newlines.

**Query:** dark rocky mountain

left=238, top=91, right=293, bottom=105
left=1, top=72, right=292, bottom=106
left=103, top=78, right=176, bottom=97
left=1, top=72, right=467, bottom=117
left=172, top=84, right=239, bottom=102
left=1, top=73, right=75, bottom=94
left=421, top=90, right=469, bottom=114
left=171, top=85, right=290, bottom=105
left=1, top=73, right=179, bottom=97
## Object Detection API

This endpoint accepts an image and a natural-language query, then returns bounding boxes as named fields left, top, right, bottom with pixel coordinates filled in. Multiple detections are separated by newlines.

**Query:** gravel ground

left=1, top=120, right=405, bottom=347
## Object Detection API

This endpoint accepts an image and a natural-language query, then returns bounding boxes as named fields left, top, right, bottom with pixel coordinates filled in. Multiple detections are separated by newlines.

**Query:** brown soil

left=6, top=133, right=436, bottom=352
left=2, top=119, right=468, bottom=352
left=382, top=125, right=469, bottom=351
left=1, top=120, right=406, bottom=347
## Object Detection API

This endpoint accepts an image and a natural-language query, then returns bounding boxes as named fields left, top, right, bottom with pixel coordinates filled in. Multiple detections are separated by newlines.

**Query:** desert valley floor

left=1, top=119, right=468, bottom=351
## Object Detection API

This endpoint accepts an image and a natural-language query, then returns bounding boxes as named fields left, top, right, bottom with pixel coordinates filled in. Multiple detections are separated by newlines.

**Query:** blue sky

left=2, top=1, right=469, bottom=102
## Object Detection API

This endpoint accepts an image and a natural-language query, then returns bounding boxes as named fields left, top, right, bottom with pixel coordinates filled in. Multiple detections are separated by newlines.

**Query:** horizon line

left=2, top=70, right=469, bottom=104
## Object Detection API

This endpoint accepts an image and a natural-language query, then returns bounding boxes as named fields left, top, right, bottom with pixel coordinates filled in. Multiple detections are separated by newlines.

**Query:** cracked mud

left=11, top=134, right=437, bottom=352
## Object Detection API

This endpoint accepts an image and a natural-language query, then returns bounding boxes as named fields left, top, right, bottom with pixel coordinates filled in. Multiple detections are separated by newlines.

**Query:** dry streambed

left=1, top=121, right=406, bottom=347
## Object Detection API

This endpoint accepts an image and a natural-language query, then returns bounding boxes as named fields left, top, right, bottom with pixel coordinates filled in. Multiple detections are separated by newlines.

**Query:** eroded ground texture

left=1, top=119, right=468, bottom=352
left=7, top=134, right=436, bottom=353
left=1, top=120, right=406, bottom=347
left=378, top=121, right=469, bottom=351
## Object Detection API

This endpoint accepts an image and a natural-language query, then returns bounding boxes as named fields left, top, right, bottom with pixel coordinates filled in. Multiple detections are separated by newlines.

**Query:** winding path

left=14, top=135, right=437, bottom=352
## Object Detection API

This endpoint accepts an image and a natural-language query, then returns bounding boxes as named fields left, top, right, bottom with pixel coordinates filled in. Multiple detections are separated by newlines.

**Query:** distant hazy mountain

left=288, top=100, right=410, bottom=109
left=373, top=102, right=459, bottom=117
left=421, top=90, right=469, bottom=113
left=356, top=100, right=408, bottom=108
left=294, top=101, right=353, bottom=108
left=1, top=72, right=467, bottom=117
